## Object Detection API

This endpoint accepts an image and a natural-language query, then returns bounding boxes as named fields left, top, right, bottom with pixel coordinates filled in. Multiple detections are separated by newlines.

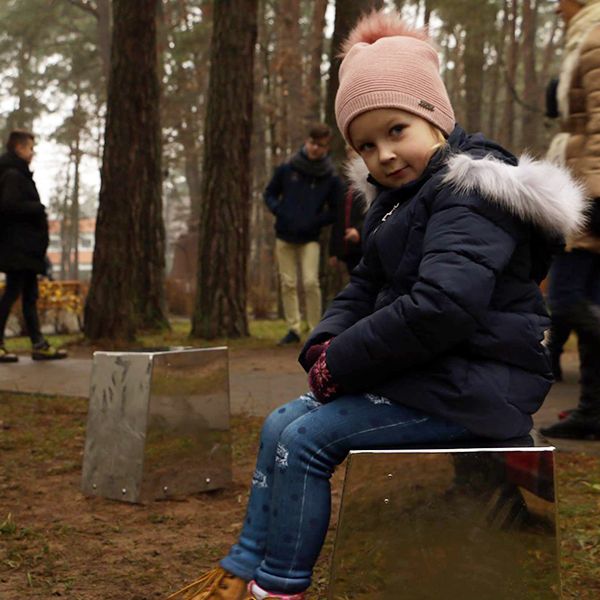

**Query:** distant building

left=47, top=218, right=96, bottom=280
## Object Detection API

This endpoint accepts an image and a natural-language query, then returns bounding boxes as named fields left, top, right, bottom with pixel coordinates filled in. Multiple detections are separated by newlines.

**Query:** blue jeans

left=220, top=392, right=470, bottom=594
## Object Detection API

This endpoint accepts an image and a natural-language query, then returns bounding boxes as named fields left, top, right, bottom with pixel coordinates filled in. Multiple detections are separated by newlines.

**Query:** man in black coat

left=0, top=129, right=66, bottom=362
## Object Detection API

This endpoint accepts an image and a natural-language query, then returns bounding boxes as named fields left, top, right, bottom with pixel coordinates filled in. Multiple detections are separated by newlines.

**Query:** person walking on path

left=0, top=130, right=67, bottom=362
left=166, top=11, right=585, bottom=600
left=541, top=0, right=600, bottom=440
left=264, top=123, right=343, bottom=346
left=328, top=147, right=366, bottom=275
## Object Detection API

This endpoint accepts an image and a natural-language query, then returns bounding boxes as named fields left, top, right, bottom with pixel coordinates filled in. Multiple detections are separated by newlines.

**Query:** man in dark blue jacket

left=264, top=123, right=343, bottom=345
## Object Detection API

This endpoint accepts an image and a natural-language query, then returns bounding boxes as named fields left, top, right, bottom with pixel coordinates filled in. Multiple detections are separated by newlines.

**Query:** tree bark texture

left=96, top=0, right=112, bottom=82
left=306, top=0, right=329, bottom=122
left=277, top=0, right=304, bottom=150
left=191, top=0, right=258, bottom=339
left=520, top=0, right=539, bottom=149
left=70, top=130, right=81, bottom=279
left=500, top=0, right=518, bottom=150
left=85, top=0, right=168, bottom=341
left=463, top=13, right=485, bottom=133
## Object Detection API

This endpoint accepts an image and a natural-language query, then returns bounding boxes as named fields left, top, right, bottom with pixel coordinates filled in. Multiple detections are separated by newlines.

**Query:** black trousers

left=548, top=250, right=600, bottom=412
left=0, top=270, right=43, bottom=344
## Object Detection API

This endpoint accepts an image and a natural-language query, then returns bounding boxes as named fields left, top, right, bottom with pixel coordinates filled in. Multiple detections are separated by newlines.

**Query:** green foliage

left=0, top=0, right=102, bottom=134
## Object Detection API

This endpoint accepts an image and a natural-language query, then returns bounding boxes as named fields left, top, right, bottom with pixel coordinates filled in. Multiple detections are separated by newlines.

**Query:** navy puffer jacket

left=264, top=159, right=342, bottom=244
left=300, top=126, right=586, bottom=439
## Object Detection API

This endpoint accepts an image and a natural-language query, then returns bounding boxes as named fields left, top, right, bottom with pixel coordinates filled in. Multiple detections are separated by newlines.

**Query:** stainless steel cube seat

left=328, top=435, right=560, bottom=600
left=81, top=347, right=231, bottom=503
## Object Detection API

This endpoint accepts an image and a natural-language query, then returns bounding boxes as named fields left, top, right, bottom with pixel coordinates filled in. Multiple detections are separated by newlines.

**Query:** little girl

left=167, top=10, right=585, bottom=600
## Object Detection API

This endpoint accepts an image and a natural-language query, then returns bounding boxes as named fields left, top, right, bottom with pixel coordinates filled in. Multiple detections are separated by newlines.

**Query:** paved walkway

left=0, top=349, right=598, bottom=454
left=0, top=352, right=308, bottom=418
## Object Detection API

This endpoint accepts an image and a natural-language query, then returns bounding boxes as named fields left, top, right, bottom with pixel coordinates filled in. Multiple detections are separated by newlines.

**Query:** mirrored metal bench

left=328, top=434, right=560, bottom=599
left=81, top=346, right=231, bottom=504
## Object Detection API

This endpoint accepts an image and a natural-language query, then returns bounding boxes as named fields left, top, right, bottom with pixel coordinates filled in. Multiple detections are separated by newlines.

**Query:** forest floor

left=0, top=323, right=599, bottom=599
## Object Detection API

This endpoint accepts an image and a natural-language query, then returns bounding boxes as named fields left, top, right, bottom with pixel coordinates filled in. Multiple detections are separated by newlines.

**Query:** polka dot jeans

left=220, top=392, right=470, bottom=594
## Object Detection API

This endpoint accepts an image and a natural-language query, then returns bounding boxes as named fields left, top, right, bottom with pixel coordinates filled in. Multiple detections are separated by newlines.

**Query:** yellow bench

left=0, top=279, right=87, bottom=333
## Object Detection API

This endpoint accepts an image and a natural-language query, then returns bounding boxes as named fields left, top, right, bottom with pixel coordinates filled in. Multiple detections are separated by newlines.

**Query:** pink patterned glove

left=308, top=340, right=341, bottom=403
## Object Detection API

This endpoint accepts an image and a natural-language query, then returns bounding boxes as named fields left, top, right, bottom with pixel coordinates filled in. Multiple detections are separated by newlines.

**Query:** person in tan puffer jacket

left=542, top=0, right=600, bottom=440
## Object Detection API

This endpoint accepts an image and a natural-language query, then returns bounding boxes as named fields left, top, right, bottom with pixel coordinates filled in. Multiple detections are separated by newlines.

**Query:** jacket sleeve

left=323, top=193, right=519, bottom=388
left=349, top=188, right=366, bottom=232
left=264, top=164, right=285, bottom=215
left=317, top=175, right=342, bottom=227
left=579, top=27, right=600, bottom=187
left=298, top=252, right=385, bottom=371
left=0, top=171, right=45, bottom=218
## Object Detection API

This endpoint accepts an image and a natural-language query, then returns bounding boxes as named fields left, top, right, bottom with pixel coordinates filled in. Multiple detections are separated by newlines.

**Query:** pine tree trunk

left=500, top=0, right=518, bottom=149
left=306, top=0, right=329, bottom=122
left=60, top=158, right=73, bottom=280
left=97, top=0, right=112, bottom=83
left=463, top=16, right=485, bottom=133
left=488, top=6, right=510, bottom=140
left=85, top=0, right=168, bottom=341
left=250, top=0, right=278, bottom=318
left=70, top=131, right=80, bottom=280
left=325, top=0, right=384, bottom=167
left=520, top=0, right=539, bottom=149
left=191, top=0, right=258, bottom=339
left=423, top=0, right=432, bottom=27
left=181, top=127, right=203, bottom=230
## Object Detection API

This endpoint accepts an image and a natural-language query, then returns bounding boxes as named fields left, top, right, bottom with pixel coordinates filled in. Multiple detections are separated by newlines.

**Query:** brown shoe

left=166, top=567, right=252, bottom=600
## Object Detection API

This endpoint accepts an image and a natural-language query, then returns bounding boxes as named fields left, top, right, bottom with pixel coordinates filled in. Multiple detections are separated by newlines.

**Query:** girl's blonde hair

left=428, top=122, right=448, bottom=154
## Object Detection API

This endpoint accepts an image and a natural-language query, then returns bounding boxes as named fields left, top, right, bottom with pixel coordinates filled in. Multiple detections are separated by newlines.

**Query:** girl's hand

left=308, top=340, right=341, bottom=402
left=304, top=342, right=327, bottom=370
left=344, top=227, right=360, bottom=243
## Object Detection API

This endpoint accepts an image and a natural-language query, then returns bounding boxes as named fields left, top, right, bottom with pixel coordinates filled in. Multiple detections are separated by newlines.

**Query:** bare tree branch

left=65, top=0, right=99, bottom=18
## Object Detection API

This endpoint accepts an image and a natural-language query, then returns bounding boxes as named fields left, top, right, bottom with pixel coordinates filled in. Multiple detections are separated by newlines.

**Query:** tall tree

left=306, top=0, right=329, bottom=122
left=520, top=0, right=540, bottom=149
left=85, top=0, right=168, bottom=341
left=275, top=0, right=304, bottom=151
left=191, top=0, right=259, bottom=338
left=499, top=0, right=519, bottom=149
left=325, top=0, right=384, bottom=166
left=61, top=0, right=112, bottom=82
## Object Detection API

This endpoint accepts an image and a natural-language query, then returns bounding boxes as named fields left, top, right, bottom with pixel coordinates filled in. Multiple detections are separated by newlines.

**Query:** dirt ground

left=0, top=346, right=343, bottom=600
left=1, top=347, right=599, bottom=599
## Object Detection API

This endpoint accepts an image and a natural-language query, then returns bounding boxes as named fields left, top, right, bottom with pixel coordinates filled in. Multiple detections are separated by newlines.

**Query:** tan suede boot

left=166, top=567, right=252, bottom=600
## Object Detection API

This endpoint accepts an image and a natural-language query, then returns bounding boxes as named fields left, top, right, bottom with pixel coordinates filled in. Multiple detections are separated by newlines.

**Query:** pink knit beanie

left=335, top=11, right=455, bottom=145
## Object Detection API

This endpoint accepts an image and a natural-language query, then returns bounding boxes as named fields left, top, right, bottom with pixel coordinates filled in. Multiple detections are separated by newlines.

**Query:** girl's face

left=348, top=108, right=443, bottom=188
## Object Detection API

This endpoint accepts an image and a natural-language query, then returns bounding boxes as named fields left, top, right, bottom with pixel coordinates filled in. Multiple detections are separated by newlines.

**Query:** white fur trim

left=344, top=156, right=378, bottom=207
left=546, top=133, right=569, bottom=166
left=442, top=154, right=587, bottom=238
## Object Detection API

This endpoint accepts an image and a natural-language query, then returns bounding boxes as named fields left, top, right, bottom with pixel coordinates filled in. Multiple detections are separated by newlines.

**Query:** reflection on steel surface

left=81, top=347, right=231, bottom=503
left=329, top=446, right=560, bottom=600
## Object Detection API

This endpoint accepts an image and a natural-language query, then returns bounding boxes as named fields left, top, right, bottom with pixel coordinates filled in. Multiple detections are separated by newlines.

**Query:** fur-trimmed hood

left=345, top=150, right=587, bottom=240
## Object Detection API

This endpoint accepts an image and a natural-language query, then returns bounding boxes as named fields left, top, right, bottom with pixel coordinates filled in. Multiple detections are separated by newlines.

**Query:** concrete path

left=0, top=348, right=598, bottom=454
left=0, top=353, right=308, bottom=417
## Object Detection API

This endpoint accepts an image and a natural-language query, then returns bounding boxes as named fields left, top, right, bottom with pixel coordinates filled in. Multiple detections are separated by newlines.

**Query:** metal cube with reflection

left=329, top=442, right=560, bottom=600
left=81, top=347, right=231, bottom=503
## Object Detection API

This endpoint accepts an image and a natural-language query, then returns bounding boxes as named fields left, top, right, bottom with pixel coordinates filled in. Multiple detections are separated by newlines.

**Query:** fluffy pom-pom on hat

left=340, top=10, right=430, bottom=56
left=335, top=10, right=455, bottom=145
